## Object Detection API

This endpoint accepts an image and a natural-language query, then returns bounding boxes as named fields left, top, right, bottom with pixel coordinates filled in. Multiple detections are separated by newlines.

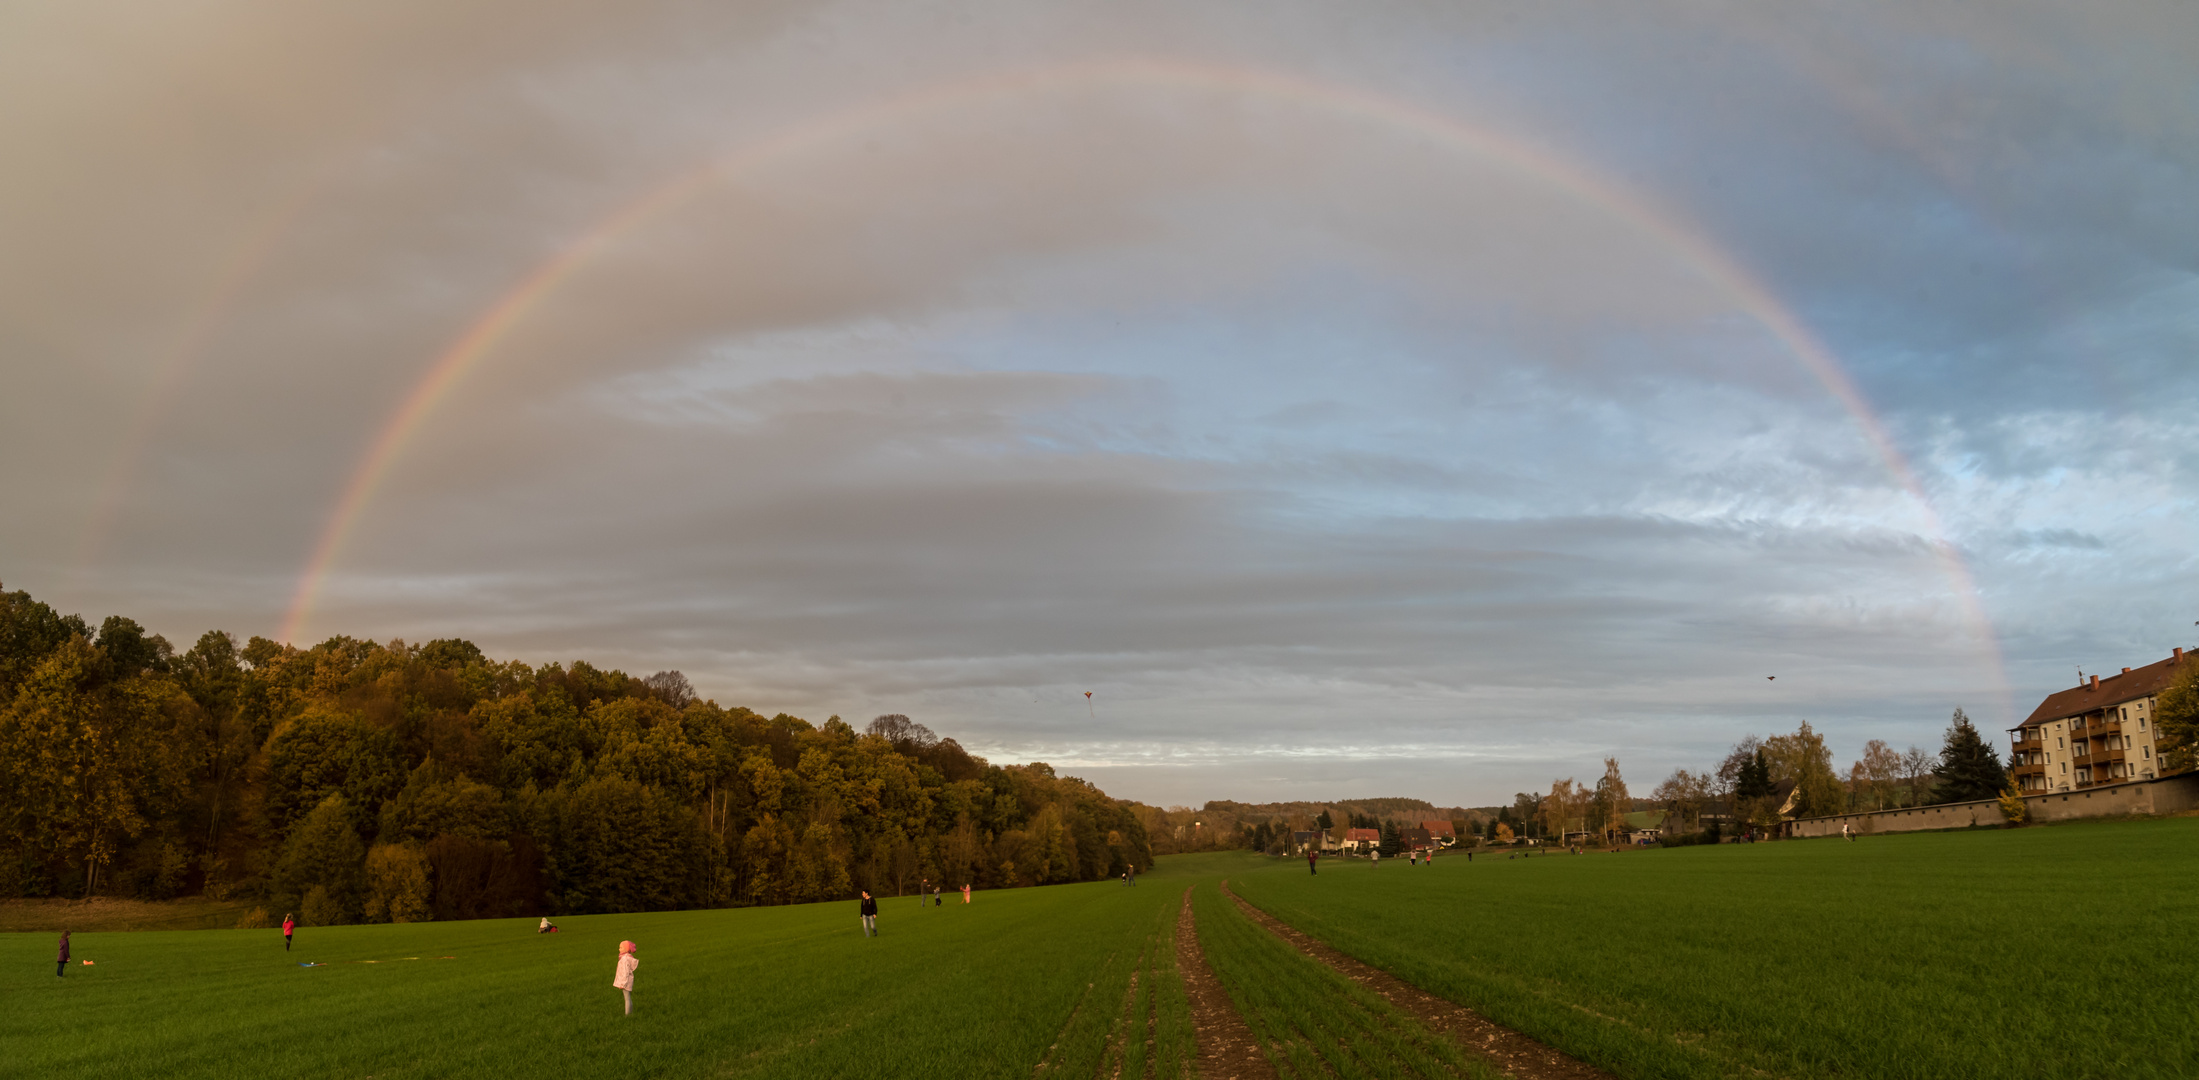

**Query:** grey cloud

left=4, top=0, right=2193, bottom=807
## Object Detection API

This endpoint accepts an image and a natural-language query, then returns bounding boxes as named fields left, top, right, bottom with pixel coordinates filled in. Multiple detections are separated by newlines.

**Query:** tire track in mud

left=1219, top=880, right=1616, bottom=1080
left=1177, top=885, right=1276, bottom=1080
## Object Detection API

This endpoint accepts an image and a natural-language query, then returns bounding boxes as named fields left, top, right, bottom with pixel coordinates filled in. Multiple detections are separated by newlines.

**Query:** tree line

left=0, top=585, right=1154, bottom=923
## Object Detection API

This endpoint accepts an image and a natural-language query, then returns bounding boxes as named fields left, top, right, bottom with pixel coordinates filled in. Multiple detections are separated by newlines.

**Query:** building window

left=2058, top=737, right=2065, bottom=748
left=2144, top=746, right=2151, bottom=759
left=2139, top=718, right=2147, bottom=731
left=2060, top=762, right=2067, bottom=774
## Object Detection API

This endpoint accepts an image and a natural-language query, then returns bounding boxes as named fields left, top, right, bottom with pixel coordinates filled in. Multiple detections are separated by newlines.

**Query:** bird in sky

left=1766, top=676, right=1776, bottom=681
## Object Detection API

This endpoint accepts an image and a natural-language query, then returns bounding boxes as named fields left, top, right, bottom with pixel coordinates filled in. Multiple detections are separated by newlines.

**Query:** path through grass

left=1191, top=880, right=1503, bottom=1079
left=1227, top=819, right=2199, bottom=1080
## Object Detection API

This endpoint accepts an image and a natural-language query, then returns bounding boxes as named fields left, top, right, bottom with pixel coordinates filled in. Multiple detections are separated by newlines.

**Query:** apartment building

left=2009, top=648, right=2186, bottom=793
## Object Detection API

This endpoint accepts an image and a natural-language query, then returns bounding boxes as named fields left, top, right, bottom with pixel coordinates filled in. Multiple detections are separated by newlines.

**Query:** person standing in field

left=1306, top=850, right=1318, bottom=875
left=859, top=890, right=878, bottom=937
left=932, top=884, right=941, bottom=907
left=56, top=929, right=69, bottom=977
left=282, top=913, right=295, bottom=952
left=961, top=883, right=971, bottom=904
left=612, top=941, right=639, bottom=1015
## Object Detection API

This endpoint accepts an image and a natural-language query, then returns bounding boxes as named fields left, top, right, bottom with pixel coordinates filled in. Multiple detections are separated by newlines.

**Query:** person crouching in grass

left=613, top=941, right=639, bottom=1015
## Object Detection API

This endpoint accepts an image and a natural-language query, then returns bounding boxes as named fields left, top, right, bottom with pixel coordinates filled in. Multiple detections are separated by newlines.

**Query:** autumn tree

left=0, top=636, right=191, bottom=897
left=0, top=583, right=1158, bottom=911
left=1899, top=745, right=1934, bottom=806
left=1764, top=723, right=1844, bottom=817
left=1854, top=739, right=1903, bottom=811
left=2154, top=660, right=2199, bottom=774
left=1543, top=779, right=1581, bottom=842
left=1653, top=768, right=1711, bottom=833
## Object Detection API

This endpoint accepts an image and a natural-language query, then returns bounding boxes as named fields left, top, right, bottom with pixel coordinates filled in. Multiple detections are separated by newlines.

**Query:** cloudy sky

left=4, top=1, right=2195, bottom=806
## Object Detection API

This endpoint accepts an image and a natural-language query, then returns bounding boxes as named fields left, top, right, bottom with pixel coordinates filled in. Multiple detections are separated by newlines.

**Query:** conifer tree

left=1929, top=708, right=2006, bottom=804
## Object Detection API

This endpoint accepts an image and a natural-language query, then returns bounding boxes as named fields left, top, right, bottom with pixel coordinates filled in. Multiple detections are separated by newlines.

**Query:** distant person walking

left=962, top=883, right=972, bottom=904
left=612, top=941, right=639, bottom=1015
left=1306, top=850, right=1318, bottom=875
left=282, top=913, right=295, bottom=951
left=859, top=891, right=879, bottom=937
left=56, top=930, right=69, bottom=977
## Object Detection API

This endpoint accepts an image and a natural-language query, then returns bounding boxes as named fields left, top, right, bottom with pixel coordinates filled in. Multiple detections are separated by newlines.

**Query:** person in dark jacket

left=859, top=891, right=878, bottom=937
left=56, top=930, right=70, bottom=977
left=1306, top=850, right=1318, bottom=875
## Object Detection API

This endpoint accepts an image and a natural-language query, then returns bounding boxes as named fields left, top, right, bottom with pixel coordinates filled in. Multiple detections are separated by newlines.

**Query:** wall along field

left=9, top=825, right=2194, bottom=1078
left=1227, top=817, right=2199, bottom=1080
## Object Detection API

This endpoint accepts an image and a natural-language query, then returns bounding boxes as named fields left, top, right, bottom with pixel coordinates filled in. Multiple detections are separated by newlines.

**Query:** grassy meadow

left=1189, top=880, right=1503, bottom=1080
left=2, top=856, right=1221, bottom=1080
left=9, top=821, right=2194, bottom=1079
left=1227, top=817, right=2199, bottom=1080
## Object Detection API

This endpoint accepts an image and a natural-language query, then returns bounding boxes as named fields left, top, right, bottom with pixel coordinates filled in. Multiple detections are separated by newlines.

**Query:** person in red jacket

left=56, top=930, right=70, bottom=977
left=282, top=913, right=295, bottom=952
left=1306, top=850, right=1318, bottom=875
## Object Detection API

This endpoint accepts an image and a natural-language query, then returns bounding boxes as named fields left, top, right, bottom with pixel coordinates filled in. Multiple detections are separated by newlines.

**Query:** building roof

left=1621, top=810, right=1667, bottom=831
left=2014, top=650, right=2188, bottom=729
left=1420, top=820, right=1456, bottom=835
left=1345, top=828, right=1380, bottom=841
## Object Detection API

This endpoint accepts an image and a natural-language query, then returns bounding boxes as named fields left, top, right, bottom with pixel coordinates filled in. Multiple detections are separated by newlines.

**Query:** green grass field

left=8, top=822, right=2194, bottom=1079
left=1, top=857, right=1219, bottom=1080
left=1228, top=818, right=2199, bottom=1080
left=1189, top=880, right=1502, bottom=1079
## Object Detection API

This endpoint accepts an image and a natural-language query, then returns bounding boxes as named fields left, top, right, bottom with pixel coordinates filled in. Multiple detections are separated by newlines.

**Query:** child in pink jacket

left=613, top=941, right=640, bottom=1015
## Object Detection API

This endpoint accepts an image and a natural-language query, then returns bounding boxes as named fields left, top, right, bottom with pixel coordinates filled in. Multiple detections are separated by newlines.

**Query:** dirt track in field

left=1219, top=880, right=1616, bottom=1080
left=1176, top=886, right=1276, bottom=1080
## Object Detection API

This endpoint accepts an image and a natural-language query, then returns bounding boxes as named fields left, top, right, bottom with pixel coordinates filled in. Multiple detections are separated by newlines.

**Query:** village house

left=1621, top=810, right=1666, bottom=844
left=1418, top=820, right=1457, bottom=847
left=2009, top=648, right=2185, bottom=794
left=1401, top=826, right=1434, bottom=852
left=1344, top=827, right=1380, bottom=853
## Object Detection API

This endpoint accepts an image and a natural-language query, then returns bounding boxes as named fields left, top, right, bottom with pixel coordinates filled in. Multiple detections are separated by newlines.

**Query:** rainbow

left=71, top=183, right=323, bottom=573
left=276, top=55, right=2006, bottom=709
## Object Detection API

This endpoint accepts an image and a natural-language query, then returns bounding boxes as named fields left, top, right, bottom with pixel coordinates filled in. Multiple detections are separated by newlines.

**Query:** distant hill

left=1200, top=798, right=1471, bottom=823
